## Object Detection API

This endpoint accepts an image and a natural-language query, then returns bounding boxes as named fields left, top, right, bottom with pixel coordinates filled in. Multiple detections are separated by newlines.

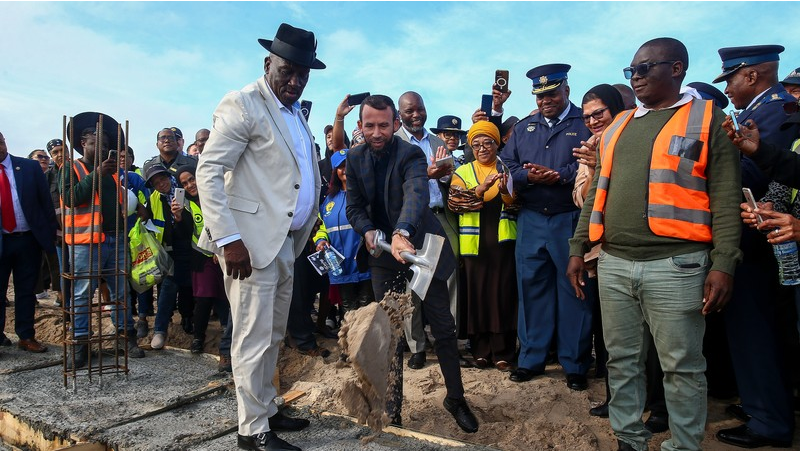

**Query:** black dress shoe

left=443, top=397, right=479, bottom=433
left=268, top=412, right=310, bottom=431
left=716, top=424, right=791, bottom=448
left=644, top=412, right=669, bottom=433
left=407, top=351, right=425, bottom=369
left=237, top=432, right=301, bottom=451
left=566, top=373, right=588, bottom=391
left=725, top=403, right=751, bottom=422
left=589, top=402, right=609, bottom=418
left=509, top=367, right=543, bottom=383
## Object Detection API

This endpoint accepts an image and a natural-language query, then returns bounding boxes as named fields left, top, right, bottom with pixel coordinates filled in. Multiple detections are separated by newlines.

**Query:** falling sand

left=337, top=293, right=412, bottom=434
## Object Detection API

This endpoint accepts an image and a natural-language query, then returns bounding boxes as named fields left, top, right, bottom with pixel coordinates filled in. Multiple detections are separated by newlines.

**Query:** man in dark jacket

left=345, top=94, right=478, bottom=434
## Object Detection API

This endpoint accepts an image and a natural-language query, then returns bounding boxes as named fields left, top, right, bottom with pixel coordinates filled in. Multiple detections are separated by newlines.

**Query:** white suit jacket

left=196, top=76, right=321, bottom=269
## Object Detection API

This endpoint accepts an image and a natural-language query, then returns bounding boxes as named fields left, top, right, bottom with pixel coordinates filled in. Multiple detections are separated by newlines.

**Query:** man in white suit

left=195, top=23, right=324, bottom=451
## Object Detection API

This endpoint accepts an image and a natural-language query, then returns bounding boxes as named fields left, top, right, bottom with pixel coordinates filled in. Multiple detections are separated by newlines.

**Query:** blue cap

left=526, top=63, right=571, bottom=95
left=712, top=45, right=784, bottom=83
left=782, top=67, right=800, bottom=86
left=431, top=115, right=465, bottom=134
left=331, top=148, right=348, bottom=168
left=687, top=82, right=729, bottom=109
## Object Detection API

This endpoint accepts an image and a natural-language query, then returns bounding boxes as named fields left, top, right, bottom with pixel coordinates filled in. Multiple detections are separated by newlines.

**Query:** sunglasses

left=623, top=61, right=675, bottom=79
left=582, top=107, right=609, bottom=123
left=34, top=154, right=50, bottom=160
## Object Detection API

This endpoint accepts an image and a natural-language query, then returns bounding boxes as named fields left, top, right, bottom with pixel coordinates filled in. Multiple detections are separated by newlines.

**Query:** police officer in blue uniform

left=687, top=81, right=729, bottom=109
left=713, top=45, right=795, bottom=449
left=500, top=64, right=594, bottom=390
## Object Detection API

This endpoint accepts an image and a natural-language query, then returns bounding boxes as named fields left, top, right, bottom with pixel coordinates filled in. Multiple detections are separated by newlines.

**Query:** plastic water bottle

left=324, top=245, right=343, bottom=276
left=773, top=239, right=800, bottom=286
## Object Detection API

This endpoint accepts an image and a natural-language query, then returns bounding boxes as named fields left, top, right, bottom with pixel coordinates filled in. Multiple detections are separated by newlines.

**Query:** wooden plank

left=319, top=411, right=470, bottom=448
left=0, top=410, right=85, bottom=451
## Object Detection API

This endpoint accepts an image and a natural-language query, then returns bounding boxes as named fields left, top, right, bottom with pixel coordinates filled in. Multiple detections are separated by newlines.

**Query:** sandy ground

left=4, top=287, right=799, bottom=451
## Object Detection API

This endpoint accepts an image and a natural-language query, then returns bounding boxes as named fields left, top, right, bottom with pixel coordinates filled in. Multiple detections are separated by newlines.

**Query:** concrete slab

left=0, top=346, right=491, bottom=450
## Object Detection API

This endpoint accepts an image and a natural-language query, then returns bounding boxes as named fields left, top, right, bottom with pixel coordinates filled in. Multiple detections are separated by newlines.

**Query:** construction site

left=2, top=288, right=795, bottom=451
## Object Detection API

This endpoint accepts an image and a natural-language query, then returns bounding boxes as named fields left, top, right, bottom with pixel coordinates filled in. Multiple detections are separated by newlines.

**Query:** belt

left=430, top=206, right=445, bottom=214
left=2, top=231, right=32, bottom=237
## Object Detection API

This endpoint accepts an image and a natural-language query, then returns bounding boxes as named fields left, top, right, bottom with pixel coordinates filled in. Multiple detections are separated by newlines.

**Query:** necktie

left=0, top=163, right=16, bottom=233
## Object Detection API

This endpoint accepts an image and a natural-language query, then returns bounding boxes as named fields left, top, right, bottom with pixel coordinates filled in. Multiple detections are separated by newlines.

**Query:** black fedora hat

left=66, top=111, right=125, bottom=155
left=258, top=23, right=325, bottom=69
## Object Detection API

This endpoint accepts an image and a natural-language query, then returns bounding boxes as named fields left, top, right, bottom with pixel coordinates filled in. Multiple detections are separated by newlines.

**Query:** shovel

left=369, top=230, right=444, bottom=299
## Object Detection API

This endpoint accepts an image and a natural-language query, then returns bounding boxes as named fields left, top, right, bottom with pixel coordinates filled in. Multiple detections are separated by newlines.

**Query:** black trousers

left=287, top=252, right=325, bottom=351
left=0, top=232, right=41, bottom=340
left=370, top=265, right=464, bottom=419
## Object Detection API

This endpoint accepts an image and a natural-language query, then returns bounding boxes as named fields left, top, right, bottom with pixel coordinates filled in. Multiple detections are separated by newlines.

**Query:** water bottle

left=324, top=245, right=343, bottom=276
left=772, top=239, right=800, bottom=286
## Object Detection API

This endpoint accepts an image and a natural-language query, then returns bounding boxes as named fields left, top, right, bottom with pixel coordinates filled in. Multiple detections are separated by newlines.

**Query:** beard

left=368, top=135, right=394, bottom=154
left=404, top=123, right=423, bottom=133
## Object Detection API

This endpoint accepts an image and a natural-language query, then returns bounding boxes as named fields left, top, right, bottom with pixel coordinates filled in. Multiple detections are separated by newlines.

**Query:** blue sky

left=1, top=1, right=799, bottom=166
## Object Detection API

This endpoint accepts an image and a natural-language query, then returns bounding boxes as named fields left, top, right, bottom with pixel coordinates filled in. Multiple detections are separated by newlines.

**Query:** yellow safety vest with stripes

left=186, top=199, right=212, bottom=257
left=453, top=161, right=517, bottom=256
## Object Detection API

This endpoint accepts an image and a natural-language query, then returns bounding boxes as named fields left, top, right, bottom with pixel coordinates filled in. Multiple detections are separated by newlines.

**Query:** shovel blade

left=406, top=233, right=444, bottom=299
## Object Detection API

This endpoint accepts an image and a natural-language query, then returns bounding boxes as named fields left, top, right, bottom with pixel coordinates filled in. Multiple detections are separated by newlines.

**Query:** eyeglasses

left=582, top=107, right=609, bottom=123
left=623, top=61, right=675, bottom=79
left=157, top=135, right=176, bottom=142
left=34, top=154, right=50, bottom=160
left=471, top=140, right=497, bottom=152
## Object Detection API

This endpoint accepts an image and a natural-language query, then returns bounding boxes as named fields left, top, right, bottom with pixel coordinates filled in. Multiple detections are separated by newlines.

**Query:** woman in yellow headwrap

left=448, top=121, right=518, bottom=371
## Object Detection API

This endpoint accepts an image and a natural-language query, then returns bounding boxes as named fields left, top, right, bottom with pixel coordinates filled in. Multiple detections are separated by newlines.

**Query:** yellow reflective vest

left=453, top=162, right=517, bottom=256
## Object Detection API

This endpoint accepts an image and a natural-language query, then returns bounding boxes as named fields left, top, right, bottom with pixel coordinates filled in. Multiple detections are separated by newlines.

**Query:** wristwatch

left=392, top=228, right=410, bottom=239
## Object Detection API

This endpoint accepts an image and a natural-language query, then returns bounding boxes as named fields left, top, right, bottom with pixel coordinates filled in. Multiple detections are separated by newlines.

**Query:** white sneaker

left=151, top=332, right=166, bottom=350
left=36, top=291, right=49, bottom=300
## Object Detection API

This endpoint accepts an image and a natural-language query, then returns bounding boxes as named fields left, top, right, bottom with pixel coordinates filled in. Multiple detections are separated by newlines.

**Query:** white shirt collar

left=745, top=86, right=772, bottom=112
left=634, top=92, right=693, bottom=118
left=0, top=153, right=11, bottom=169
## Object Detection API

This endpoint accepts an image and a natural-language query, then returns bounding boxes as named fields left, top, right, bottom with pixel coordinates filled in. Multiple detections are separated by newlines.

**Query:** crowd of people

left=1, top=21, right=799, bottom=451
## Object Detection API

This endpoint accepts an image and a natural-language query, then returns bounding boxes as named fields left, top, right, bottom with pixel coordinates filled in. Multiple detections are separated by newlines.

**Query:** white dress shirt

left=403, top=126, right=444, bottom=209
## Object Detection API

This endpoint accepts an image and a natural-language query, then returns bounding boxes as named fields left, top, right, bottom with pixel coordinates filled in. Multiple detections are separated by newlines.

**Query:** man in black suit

left=345, top=95, right=478, bottom=434
left=0, top=131, right=57, bottom=352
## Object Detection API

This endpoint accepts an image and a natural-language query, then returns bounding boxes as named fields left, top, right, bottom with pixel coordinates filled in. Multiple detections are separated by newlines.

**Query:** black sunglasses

left=623, top=61, right=675, bottom=80
left=582, top=107, right=609, bottom=123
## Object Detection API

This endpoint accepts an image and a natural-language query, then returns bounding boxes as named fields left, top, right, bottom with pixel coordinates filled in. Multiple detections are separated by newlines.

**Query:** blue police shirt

left=500, top=102, right=591, bottom=214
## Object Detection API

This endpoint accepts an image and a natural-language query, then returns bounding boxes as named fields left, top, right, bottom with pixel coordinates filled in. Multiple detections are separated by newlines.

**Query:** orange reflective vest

left=61, top=161, right=120, bottom=245
left=589, top=98, right=714, bottom=243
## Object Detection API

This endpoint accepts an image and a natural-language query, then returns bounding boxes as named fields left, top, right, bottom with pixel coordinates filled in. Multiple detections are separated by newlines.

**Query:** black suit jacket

left=345, top=138, right=455, bottom=281
left=1, top=156, right=57, bottom=254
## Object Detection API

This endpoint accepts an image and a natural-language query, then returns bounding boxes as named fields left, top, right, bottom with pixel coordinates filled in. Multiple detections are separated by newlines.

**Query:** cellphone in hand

left=106, top=150, right=118, bottom=162
left=729, top=110, right=740, bottom=133
left=742, top=187, right=764, bottom=224
left=173, top=187, right=186, bottom=207
left=493, top=69, right=509, bottom=93
left=347, top=92, right=370, bottom=106
left=481, top=94, right=493, bottom=116
left=435, top=155, right=454, bottom=168
left=300, top=100, right=312, bottom=121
